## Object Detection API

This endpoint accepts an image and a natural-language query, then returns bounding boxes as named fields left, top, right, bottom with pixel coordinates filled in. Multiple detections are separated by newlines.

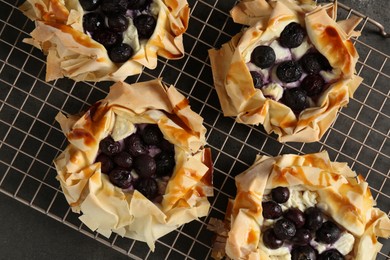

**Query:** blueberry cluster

left=250, top=22, right=332, bottom=113
left=262, top=187, right=345, bottom=260
left=80, top=0, right=157, bottom=63
left=95, top=124, right=175, bottom=200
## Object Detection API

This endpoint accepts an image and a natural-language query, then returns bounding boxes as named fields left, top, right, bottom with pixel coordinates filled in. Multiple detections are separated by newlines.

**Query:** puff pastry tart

left=209, top=0, right=363, bottom=142
left=54, top=79, right=213, bottom=250
left=19, top=0, right=189, bottom=82
left=208, top=151, right=390, bottom=260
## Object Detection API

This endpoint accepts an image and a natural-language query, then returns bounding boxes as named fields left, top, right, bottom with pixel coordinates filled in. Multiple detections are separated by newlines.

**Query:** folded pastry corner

left=54, top=79, right=213, bottom=250
left=209, top=0, right=363, bottom=142
left=19, top=0, right=189, bottom=82
left=208, top=151, right=390, bottom=260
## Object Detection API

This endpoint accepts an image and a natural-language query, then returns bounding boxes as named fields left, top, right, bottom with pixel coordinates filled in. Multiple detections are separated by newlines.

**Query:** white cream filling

left=247, top=63, right=270, bottom=82
left=290, top=38, right=312, bottom=60
left=123, top=19, right=141, bottom=53
left=270, top=40, right=292, bottom=63
left=261, top=82, right=284, bottom=101
left=320, top=70, right=341, bottom=83
left=311, top=232, right=355, bottom=255
left=281, top=189, right=318, bottom=211
left=149, top=0, right=160, bottom=16
left=123, top=0, right=160, bottom=53
left=111, top=114, right=136, bottom=141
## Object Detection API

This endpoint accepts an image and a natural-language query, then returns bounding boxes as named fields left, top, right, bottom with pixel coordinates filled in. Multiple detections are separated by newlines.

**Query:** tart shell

left=208, top=151, right=390, bottom=260
left=209, top=0, right=363, bottom=142
left=19, top=0, right=190, bottom=82
left=54, top=79, right=213, bottom=250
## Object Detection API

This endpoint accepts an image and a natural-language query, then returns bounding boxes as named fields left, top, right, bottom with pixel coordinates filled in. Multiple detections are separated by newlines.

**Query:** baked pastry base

left=209, top=0, right=363, bottom=142
left=208, top=151, right=390, bottom=259
left=54, top=79, right=213, bottom=250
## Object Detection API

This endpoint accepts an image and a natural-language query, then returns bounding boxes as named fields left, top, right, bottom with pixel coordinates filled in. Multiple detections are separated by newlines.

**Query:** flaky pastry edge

left=208, top=151, right=390, bottom=260
left=19, top=0, right=189, bottom=82
left=209, top=0, right=363, bottom=142
left=54, top=79, right=213, bottom=250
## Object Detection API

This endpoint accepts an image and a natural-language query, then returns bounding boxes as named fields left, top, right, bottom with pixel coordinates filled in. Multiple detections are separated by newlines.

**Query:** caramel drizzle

left=319, top=25, right=354, bottom=76
left=272, top=165, right=341, bottom=188
left=35, top=1, right=101, bottom=49
left=35, top=1, right=69, bottom=24
left=247, top=228, right=259, bottom=244
left=168, top=98, right=202, bottom=139
left=44, top=21, right=100, bottom=49
left=67, top=102, right=110, bottom=147
left=233, top=191, right=261, bottom=216
left=67, top=97, right=202, bottom=150
left=199, top=148, right=213, bottom=188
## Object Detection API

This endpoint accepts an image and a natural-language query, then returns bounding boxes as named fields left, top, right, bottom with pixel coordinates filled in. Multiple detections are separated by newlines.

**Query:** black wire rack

left=0, top=0, right=389, bottom=259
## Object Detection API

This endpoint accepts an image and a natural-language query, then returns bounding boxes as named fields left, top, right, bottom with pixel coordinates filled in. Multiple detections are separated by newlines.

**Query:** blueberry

left=99, top=136, right=121, bottom=156
left=305, top=207, right=324, bottom=231
left=282, top=88, right=308, bottom=112
left=250, top=71, right=263, bottom=88
left=136, top=178, right=158, bottom=199
left=276, top=61, right=303, bottom=83
left=271, top=186, right=290, bottom=203
left=109, top=167, right=133, bottom=188
left=101, top=0, right=129, bottom=14
left=300, top=53, right=323, bottom=74
left=95, top=153, right=114, bottom=174
left=113, top=151, right=133, bottom=168
left=134, top=14, right=157, bottom=39
left=92, top=29, right=122, bottom=47
left=133, top=154, right=156, bottom=178
left=291, top=245, right=317, bottom=260
left=274, top=218, right=296, bottom=240
left=301, top=74, right=325, bottom=97
left=316, top=221, right=341, bottom=244
left=159, top=139, right=175, bottom=153
left=107, top=15, right=129, bottom=32
left=109, top=43, right=134, bottom=63
left=83, top=13, right=105, bottom=33
left=292, top=228, right=312, bottom=245
left=155, top=152, right=175, bottom=177
left=318, top=53, right=332, bottom=71
left=279, top=22, right=306, bottom=48
left=142, top=124, right=163, bottom=145
left=125, top=134, right=148, bottom=157
left=251, top=45, right=276, bottom=69
left=128, top=0, right=150, bottom=10
left=80, top=0, right=101, bottom=11
left=318, top=249, right=344, bottom=260
left=263, top=229, right=284, bottom=249
left=284, top=208, right=306, bottom=229
left=262, top=201, right=283, bottom=219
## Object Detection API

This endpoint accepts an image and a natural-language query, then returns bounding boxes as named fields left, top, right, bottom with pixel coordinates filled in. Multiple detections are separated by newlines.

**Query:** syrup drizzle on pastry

left=208, top=152, right=390, bottom=260
left=35, top=2, right=69, bottom=23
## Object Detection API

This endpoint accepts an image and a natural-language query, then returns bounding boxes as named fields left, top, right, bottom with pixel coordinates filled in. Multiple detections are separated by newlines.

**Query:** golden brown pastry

left=209, top=0, right=363, bottom=142
left=54, top=79, right=213, bottom=250
left=208, top=151, right=390, bottom=260
left=19, top=0, right=189, bottom=82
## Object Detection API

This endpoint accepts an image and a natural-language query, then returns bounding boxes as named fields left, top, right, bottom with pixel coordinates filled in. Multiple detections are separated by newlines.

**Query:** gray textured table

left=1, top=0, right=389, bottom=259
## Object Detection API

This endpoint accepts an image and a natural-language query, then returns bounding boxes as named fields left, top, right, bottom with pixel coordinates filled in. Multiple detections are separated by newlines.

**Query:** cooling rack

left=0, top=0, right=389, bottom=259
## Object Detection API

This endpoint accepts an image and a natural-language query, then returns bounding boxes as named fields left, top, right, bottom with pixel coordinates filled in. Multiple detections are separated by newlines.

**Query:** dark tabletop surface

left=0, top=194, right=130, bottom=260
left=1, top=0, right=389, bottom=259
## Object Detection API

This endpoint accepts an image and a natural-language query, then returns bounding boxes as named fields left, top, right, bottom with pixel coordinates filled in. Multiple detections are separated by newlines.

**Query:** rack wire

left=0, top=0, right=389, bottom=259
